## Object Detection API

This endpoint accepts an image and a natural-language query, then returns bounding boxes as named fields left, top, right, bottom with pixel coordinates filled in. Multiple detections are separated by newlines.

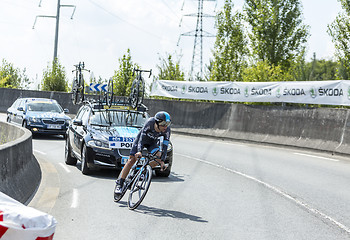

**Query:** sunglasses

left=159, top=121, right=171, bottom=127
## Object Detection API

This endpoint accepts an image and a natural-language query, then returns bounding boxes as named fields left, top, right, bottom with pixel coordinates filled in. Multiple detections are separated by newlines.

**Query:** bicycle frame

left=114, top=153, right=161, bottom=210
left=124, top=154, right=152, bottom=191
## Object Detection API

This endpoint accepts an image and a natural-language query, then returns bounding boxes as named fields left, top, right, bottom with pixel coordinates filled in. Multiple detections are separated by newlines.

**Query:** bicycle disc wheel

left=128, top=165, right=152, bottom=210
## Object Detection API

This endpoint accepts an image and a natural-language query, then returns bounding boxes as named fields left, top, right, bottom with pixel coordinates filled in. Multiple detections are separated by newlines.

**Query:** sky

left=0, top=0, right=343, bottom=89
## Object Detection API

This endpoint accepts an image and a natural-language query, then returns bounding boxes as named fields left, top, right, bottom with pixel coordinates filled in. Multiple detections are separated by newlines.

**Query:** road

left=1, top=112, right=350, bottom=239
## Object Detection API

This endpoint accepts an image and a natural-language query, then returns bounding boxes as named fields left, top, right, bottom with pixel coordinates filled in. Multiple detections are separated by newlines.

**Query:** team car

left=6, top=97, right=71, bottom=137
left=64, top=101, right=173, bottom=176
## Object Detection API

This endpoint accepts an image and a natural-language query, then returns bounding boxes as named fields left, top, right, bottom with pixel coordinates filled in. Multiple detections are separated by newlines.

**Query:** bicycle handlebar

left=133, top=68, right=152, bottom=78
left=72, top=62, right=90, bottom=73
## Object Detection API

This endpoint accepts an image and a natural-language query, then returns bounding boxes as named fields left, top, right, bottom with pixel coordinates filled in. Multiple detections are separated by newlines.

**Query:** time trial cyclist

left=114, top=111, right=171, bottom=195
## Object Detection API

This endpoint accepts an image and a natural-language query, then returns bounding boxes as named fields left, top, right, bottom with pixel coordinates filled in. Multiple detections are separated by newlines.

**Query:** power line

left=32, top=0, right=76, bottom=63
left=178, top=0, right=216, bottom=81
left=88, top=0, right=177, bottom=44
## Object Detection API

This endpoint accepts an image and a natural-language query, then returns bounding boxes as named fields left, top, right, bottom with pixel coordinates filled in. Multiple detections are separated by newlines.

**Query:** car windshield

left=90, top=110, right=147, bottom=127
left=27, top=101, right=62, bottom=113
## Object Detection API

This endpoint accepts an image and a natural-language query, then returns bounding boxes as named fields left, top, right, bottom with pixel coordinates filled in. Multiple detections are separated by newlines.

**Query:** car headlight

left=167, top=142, right=173, bottom=152
left=29, top=117, right=41, bottom=123
left=88, top=140, right=110, bottom=149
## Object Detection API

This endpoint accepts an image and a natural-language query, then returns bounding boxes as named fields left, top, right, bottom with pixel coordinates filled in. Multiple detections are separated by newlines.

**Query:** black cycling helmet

left=154, top=111, right=171, bottom=127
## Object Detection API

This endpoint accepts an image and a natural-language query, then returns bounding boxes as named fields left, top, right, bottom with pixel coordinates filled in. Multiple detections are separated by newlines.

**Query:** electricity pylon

left=178, top=0, right=216, bottom=81
left=32, top=0, right=76, bottom=63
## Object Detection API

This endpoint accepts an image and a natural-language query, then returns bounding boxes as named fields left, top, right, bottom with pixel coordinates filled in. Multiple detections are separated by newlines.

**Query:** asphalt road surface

left=1, top=113, right=350, bottom=239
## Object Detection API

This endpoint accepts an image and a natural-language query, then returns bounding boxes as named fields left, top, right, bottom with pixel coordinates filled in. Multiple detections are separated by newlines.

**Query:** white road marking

left=294, top=152, right=339, bottom=162
left=34, top=149, right=47, bottom=155
left=175, top=152, right=350, bottom=235
left=71, top=189, right=79, bottom=208
left=208, top=140, right=246, bottom=147
left=59, top=163, right=71, bottom=173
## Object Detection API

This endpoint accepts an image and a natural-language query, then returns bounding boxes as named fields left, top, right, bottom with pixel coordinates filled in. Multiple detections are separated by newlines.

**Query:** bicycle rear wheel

left=129, top=80, right=139, bottom=109
left=72, top=79, right=78, bottom=105
left=105, top=78, right=114, bottom=107
left=127, top=165, right=152, bottom=210
left=114, top=183, right=128, bottom=202
left=78, top=76, right=85, bottom=103
left=137, top=79, right=145, bottom=106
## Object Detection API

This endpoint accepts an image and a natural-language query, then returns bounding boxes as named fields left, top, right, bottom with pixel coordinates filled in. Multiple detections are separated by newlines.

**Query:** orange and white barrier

left=0, top=192, right=57, bottom=240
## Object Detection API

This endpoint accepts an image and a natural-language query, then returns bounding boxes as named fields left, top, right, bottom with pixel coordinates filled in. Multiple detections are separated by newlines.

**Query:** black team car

left=64, top=101, right=173, bottom=176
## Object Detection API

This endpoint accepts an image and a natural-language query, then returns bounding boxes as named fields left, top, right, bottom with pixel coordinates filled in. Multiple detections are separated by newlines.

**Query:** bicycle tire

left=114, top=183, right=128, bottom=202
left=129, top=80, right=139, bottom=109
left=71, top=79, right=78, bottom=105
left=105, top=78, right=114, bottom=107
left=78, top=75, right=85, bottom=104
left=114, top=166, right=135, bottom=202
left=127, top=165, right=152, bottom=210
left=138, top=79, right=145, bottom=106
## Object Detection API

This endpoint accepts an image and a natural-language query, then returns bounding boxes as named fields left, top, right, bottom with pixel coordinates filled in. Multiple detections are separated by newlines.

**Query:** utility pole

left=178, top=0, right=216, bottom=81
left=33, top=0, right=76, bottom=63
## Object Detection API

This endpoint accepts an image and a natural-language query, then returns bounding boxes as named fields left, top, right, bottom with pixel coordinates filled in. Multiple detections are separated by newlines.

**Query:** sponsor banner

left=150, top=80, right=350, bottom=106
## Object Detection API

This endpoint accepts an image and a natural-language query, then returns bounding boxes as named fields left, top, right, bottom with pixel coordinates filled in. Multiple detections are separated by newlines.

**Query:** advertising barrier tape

left=150, top=80, right=350, bottom=106
left=0, top=192, right=57, bottom=240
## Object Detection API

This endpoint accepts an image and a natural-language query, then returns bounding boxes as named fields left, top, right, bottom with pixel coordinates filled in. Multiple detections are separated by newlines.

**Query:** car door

left=7, top=99, right=18, bottom=123
left=71, top=106, right=90, bottom=157
left=70, top=106, right=85, bottom=155
left=14, top=99, right=24, bottom=125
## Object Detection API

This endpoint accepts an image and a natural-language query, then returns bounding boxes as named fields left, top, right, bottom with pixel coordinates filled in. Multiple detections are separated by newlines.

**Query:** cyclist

left=114, top=111, right=171, bottom=195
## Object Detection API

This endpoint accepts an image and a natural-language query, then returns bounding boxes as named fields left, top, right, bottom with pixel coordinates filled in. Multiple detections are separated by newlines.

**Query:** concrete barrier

left=0, top=121, right=40, bottom=204
left=144, top=99, right=350, bottom=156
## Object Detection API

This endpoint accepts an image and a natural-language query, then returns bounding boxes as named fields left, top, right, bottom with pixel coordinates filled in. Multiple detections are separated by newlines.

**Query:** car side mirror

left=64, top=108, right=69, bottom=113
left=17, top=107, right=24, bottom=112
left=73, top=119, right=83, bottom=126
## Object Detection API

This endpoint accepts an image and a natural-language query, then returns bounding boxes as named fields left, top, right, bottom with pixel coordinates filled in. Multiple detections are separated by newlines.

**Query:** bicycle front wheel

left=129, top=80, right=139, bottom=109
left=128, top=165, right=152, bottom=210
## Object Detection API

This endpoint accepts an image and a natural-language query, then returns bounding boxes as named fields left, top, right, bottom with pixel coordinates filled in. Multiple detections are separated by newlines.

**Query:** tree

left=156, top=53, right=185, bottom=81
left=210, top=0, right=248, bottom=82
left=41, top=59, right=68, bottom=92
left=112, top=49, right=138, bottom=96
left=242, top=60, right=294, bottom=82
left=308, top=58, right=338, bottom=81
left=244, top=0, right=309, bottom=71
left=328, top=0, right=350, bottom=79
left=0, top=59, right=30, bottom=89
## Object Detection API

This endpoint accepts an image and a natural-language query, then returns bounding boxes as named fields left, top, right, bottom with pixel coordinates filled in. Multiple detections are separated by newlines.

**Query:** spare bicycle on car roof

left=71, top=63, right=151, bottom=110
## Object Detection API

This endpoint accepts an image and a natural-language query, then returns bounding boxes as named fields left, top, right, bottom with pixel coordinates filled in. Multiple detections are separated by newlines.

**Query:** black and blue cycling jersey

left=130, top=117, right=171, bottom=161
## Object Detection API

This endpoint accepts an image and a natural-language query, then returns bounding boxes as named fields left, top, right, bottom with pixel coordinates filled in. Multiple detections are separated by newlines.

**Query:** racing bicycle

left=129, top=68, right=152, bottom=109
left=114, top=153, right=163, bottom=210
left=72, top=62, right=90, bottom=105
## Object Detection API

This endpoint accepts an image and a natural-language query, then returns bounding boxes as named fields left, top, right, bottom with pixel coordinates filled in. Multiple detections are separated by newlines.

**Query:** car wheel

left=81, top=145, right=92, bottom=175
left=65, top=137, right=77, bottom=165
left=155, top=165, right=171, bottom=177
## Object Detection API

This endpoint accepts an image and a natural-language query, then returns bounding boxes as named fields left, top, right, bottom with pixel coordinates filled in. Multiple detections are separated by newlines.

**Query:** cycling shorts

left=130, top=142, right=159, bottom=156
